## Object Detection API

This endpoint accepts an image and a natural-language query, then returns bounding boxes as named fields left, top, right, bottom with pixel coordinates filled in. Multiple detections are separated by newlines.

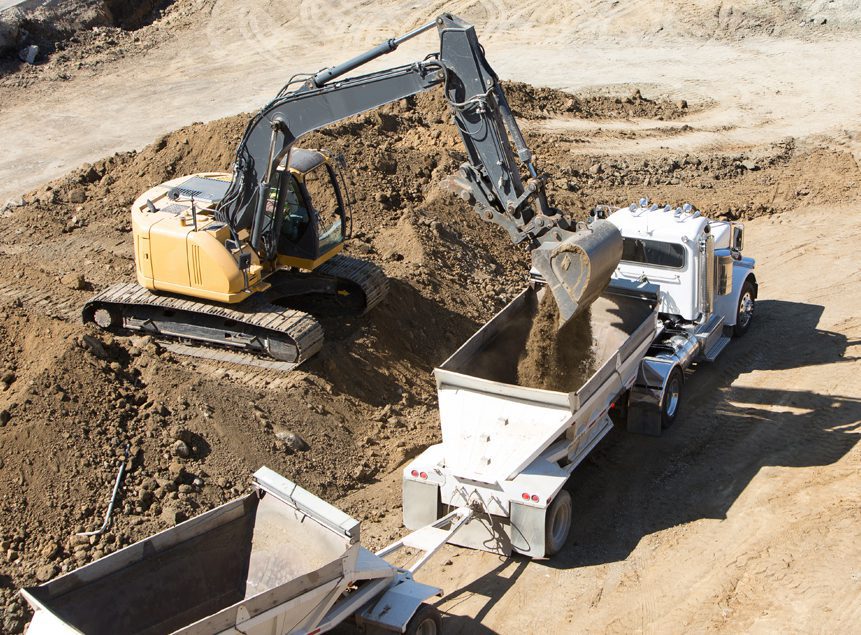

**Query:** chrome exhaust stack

left=530, top=220, right=623, bottom=327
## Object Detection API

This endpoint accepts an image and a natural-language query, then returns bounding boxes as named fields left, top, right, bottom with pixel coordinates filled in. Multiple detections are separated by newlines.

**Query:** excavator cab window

left=301, top=162, right=345, bottom=255
left=280, top=174, right=309, bottom=243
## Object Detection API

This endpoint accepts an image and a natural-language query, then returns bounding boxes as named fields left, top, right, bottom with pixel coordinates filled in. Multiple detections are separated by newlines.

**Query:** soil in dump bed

left=516, top=292, right=597, bottom=392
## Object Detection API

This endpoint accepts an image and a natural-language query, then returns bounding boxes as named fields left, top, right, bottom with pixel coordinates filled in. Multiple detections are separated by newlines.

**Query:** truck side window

left=621, top=238, right=686, bottom=269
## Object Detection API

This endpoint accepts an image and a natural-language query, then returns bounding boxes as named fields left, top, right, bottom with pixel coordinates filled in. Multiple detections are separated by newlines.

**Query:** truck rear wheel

left=733, top=279, right=756, bottom=336
left=661, top=367, right=683, bottom=429
left=544, top=489, right=572, bottom=557
left=405, top=604, right=442, bottom=635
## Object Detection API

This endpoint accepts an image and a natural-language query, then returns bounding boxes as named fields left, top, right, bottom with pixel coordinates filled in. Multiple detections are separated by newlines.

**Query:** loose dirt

left=516, top=294, right=595, bottom=393
left=1, top=2, right=860, bottom=633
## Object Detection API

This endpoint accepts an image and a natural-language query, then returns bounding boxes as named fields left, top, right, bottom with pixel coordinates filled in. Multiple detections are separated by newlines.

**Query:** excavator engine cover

left=531, top=220, right=623, bottom=326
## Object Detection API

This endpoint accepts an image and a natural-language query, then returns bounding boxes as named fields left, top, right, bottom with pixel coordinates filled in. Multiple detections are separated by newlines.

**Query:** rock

left=589, top=163, right=603, bottom=175
left=741, top=159, right=759, bottom=171
left=68, top=187, right=87, bottom=204
left=177, top=484, right=193, bottom=494
left=18, top=44, right=38, bottom=65
left=61, top=272, right=86, bottom=290
left=172, top=427, right=193, bottom=444
left=168, top=461, right=185, bottom=480
left=40, top=542, right=60, bottom=559
left=171, top=440, right=190, bottom=459
left=275, top=430, right=310, bottom=452
left=0, top=410, right=10, bottom=426
left=35, top=564, right=58, bottom=582
left=629, top=88, right=642, bottom=101
left=676, top=99, right=688, bottom=109
left=192, top=477, right=204, bottom=487
left=1, top=371, right=16, bottom=385
left=80, top=334, right=108, bottom=358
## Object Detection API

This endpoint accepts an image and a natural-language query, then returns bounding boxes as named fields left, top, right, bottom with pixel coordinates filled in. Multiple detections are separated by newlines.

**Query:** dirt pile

left=0, top=0, right=170, bottom=51
left=517, top=293, right=596, bottom=393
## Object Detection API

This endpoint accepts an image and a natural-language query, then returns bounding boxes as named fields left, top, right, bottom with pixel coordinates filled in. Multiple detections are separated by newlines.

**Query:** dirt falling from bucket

left=517, top=292, right=597, bottom=392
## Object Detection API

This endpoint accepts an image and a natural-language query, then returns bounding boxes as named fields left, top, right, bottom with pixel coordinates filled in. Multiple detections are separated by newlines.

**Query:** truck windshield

left=621, top=238, right=686, bottom=269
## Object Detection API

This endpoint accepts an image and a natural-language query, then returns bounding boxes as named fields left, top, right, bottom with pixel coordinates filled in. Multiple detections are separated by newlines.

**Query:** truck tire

left=544, top=489, right=572, bottom=557
left=405, top=604, right=442, bottom=635
left=661, top=367, right=683, bottom=429
left=733, top=279, right=756, bottom=336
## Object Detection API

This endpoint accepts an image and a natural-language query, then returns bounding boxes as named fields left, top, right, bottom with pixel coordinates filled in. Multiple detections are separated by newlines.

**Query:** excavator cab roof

left=286, top=148, right=328, bottom=176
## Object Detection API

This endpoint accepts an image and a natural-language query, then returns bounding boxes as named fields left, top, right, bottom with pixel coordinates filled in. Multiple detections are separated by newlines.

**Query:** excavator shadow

left=544, top=298, right=861, bottom=570
left=305, top=278, right=481, bottom=406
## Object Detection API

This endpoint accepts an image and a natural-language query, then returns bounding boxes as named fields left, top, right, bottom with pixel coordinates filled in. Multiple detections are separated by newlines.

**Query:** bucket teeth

left=531, top=220, right=623, bottom=327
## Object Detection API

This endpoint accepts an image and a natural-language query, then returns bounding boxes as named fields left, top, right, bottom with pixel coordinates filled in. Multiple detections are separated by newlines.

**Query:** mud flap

left=402, top=478, right=440, bottom=531
left=531, top=220, right=623, bottom=327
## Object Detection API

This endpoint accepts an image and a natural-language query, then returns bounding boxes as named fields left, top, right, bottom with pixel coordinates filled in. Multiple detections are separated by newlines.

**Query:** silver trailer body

left=22, top=468, right=450, bottom=635
left=403, top=283, right=661, bottom=558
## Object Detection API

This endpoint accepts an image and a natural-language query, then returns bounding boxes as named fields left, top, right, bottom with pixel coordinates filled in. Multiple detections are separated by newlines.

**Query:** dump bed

left=434, top=284, right=658, bottom=483
left=22, top=468, right=361, bottom=635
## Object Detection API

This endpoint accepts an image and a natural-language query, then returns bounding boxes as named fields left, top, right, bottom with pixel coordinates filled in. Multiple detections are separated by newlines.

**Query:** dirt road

left=2, top=1, right=861, bottom=202
left=342, top=204, right=861, bottom=633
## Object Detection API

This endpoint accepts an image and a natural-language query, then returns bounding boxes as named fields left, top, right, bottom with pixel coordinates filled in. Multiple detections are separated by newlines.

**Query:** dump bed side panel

left=432, top=285, right=658, bottom=483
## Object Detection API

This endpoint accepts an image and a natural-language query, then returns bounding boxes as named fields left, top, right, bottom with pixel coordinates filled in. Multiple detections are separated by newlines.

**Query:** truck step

left=703, top=333, right=731, bottom=362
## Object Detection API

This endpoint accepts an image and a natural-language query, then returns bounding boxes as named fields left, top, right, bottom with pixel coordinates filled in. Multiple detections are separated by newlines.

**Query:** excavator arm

left=217, top=13, right=622, bottom=324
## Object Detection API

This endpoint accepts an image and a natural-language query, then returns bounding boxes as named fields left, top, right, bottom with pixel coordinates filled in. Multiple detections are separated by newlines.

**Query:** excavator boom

left=216, top=13, right=622, bottom=324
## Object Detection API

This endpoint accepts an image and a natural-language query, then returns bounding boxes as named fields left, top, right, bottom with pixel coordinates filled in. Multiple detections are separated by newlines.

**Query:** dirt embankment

left=0, top=75, right=860, bottom=632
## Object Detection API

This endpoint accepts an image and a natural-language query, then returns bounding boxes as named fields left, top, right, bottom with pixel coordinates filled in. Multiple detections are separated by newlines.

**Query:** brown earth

left=516, top=294, right=596, bottom=393
left=1, top=77, right=859, bottom=634
left=1, top=2, right=860, bottom=633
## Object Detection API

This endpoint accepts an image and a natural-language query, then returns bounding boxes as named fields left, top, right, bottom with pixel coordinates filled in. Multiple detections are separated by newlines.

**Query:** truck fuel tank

left=531, top=220, right=623, bottom=327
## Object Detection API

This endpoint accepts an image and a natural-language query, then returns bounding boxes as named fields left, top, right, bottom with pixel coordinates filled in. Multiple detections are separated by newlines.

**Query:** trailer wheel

left=733, top=279, right=756, bottom=337
left=544, top=489, right=572, bottom=557
left=661, top=367, right=683, bottom=429
left=405, top=604, right=442, bottom=635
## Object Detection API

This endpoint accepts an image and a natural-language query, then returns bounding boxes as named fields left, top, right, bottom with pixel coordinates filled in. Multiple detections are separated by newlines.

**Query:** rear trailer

left=22, top=468, right=469, bottom=635
left=404, top=282, right=662, bottom=557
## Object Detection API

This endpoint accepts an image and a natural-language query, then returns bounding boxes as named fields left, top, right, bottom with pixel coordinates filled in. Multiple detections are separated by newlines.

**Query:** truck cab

left=606, top=200, right=756, bottom=337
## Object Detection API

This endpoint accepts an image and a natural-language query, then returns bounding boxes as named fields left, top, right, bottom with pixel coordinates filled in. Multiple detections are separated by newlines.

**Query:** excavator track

left=83, top=282, right=324, bottom=365
left=314, top=255, right=389, bottom=314
left=266, top=254, right=389, bottom=316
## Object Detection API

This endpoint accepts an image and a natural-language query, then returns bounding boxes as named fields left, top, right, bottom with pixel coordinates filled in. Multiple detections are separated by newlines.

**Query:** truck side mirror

left=731, top=223, right=744, bottom=252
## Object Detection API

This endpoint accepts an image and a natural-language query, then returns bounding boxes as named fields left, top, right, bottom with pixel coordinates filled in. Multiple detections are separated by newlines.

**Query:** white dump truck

left=21, top=467, right=475, bottom=635
left=403, top=200, right=757, bottom=557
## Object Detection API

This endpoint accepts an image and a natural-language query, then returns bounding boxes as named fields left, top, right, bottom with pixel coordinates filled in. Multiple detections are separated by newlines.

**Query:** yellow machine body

left=131, top=150, right=347, bottom=305
left=131, top=173, right=267, bottom=304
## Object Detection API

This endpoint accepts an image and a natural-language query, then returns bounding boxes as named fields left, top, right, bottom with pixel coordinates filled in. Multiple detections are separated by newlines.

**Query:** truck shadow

left=548, top=298, right=860, bottom=570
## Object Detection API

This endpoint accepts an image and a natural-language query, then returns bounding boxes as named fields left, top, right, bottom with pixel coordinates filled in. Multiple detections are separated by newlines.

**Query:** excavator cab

left=273, top=149, right=349, bottom=270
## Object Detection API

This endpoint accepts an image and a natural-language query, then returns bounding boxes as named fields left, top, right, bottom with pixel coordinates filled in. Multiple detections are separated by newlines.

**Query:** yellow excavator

left=84, top=14, right=622, bottom=366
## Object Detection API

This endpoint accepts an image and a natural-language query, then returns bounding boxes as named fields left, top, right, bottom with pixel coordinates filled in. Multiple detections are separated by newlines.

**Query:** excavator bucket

left=531, top=220, right=623, bottom=327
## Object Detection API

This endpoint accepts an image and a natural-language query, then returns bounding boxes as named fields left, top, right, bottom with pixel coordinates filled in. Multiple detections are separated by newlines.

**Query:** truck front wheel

left=733, top=279, right=756, bottom=336
left=405, top=604, right=442, bottom=635
left=544, top=489, right=573, bottom=557
left=661, top=367, right=683, bottom=429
